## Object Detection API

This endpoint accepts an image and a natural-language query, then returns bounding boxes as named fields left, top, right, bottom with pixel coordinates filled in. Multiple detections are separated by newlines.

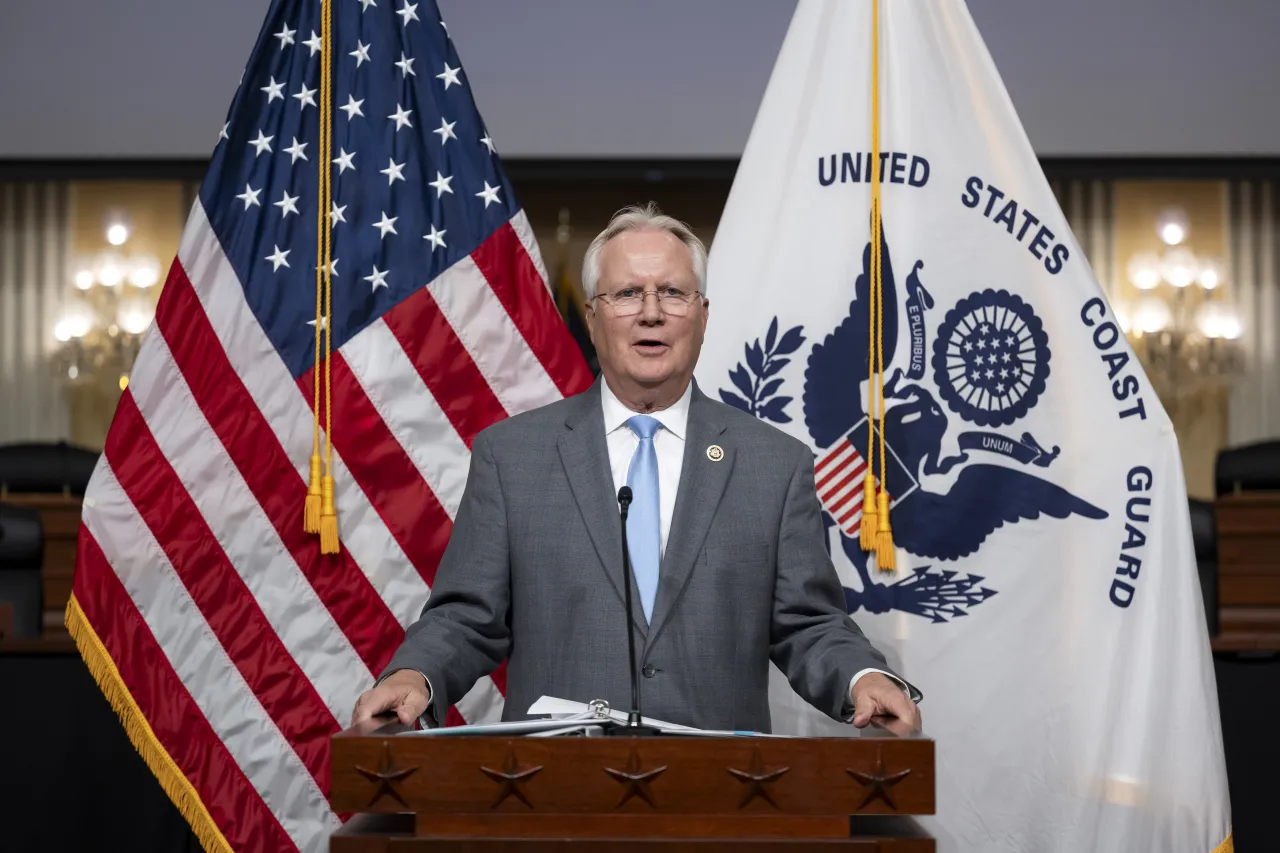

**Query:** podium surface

left=330, top=717, right=935, bottom=851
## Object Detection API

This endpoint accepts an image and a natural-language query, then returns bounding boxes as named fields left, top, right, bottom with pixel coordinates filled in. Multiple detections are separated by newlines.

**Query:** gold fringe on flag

left=65, top=595, right=233, bottom=853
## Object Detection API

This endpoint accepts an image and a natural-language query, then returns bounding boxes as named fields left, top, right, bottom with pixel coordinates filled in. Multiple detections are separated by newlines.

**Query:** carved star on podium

left=604, top=746, right=667, bottom=808
left=354, top=743, right=418, bottom=808
left=846, top=746, right=912, bottom=810
left=480, top=747, right=543, bottom=808
left=727, top=747, right=790, bottom=809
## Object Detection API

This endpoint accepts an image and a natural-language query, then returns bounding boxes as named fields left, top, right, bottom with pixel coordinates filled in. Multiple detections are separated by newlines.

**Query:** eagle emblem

left=720, top=220, right=1108, bottom=623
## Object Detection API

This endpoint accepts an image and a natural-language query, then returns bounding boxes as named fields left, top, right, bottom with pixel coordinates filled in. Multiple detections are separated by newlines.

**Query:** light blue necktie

left=625, top=415, right=662, bottom=623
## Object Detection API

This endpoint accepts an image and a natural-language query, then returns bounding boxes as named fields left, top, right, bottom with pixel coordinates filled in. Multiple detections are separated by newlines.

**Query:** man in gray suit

left=354, top=204, right=921, bottom=733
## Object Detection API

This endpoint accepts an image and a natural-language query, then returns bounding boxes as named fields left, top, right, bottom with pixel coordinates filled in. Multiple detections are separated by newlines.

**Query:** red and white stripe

left=815, top=437, right=874, bottom=537
left=72, top=202, right=592, bottom=853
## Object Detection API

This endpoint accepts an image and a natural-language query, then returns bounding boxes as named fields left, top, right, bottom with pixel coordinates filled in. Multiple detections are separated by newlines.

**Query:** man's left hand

left=851, top=672, right=922, bottom=731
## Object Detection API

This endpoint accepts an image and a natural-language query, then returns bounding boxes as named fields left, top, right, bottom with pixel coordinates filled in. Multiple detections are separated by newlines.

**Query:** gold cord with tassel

left=304, top=0, right=332, bottom=535
left=869, top=0, right=895, bottom=571
left=318, top=0, right=340, bottom=555
left=860, top=0, right=882, bottom=554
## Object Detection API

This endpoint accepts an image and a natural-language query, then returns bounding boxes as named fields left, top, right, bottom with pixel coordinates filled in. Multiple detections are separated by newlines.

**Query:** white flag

left=695, top=2, right=1232, bottom=851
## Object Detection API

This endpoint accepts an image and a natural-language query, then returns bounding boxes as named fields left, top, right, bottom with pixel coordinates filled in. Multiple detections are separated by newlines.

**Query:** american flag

left=65, top=2, right=591, bottom=852
left=814, top=419, right=915, bottom=538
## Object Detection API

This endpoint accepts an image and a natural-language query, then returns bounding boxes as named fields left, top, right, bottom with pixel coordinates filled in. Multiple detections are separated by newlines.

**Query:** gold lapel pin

left=706, top=445, right=724, bottom=462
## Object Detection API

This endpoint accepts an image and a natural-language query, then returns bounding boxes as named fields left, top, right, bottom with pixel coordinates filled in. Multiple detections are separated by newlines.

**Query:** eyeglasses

left=591, top=286, right=704, bottom=317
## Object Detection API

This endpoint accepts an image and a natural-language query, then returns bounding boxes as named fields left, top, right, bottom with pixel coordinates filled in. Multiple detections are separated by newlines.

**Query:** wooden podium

left=330, top=717, right=935, bottom=851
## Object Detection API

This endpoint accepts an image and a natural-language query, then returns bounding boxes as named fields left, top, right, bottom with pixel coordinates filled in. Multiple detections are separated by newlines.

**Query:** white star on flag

left=480, top=134, right=495, bottom=154
left=236, top=184, right=262, bottom=209
left=395, top=52, right=416, bottom=77
left=294, top=84, right=317, bottom=110
left=434, top=118, right=457, bottom=144
left=333, top=149, right=356, bottom=173
left=389, top=105, right=413, bottom=130
left=397, top=2, right=419, bottom=25
left=350, top=40, right=371, bottom=67
left=436, top=62, right=462, bottom=89
left=303, top=30, right=322, bottom=56
left=423, top=224, right=446, bottom=250
left=273, top=190, right=300, bottom=218
left=475, top=181, right=501, bottom=208
left=364, top=266, right=389, bottom=290
left=372, top=212, right=398, bottom=238
left=359, top=0, right=376, bottom=10
left=428, top=171, right=453, bottom=196
left=219, top=123, right=230, bottom=141
left=249, top=131, right=274, bottom=156
left=380, top=159, right=406, bottom=186
left=274, top=24, right=295, bottom=49
left=284, top=137, right=308, bottom=164
left=340, top=95, right=365, bottom=120
left=261, top=76, right=284, bottom=102
left=329, top=202, right=347, bottom=225
left=265, top=245, right=290, bottom=271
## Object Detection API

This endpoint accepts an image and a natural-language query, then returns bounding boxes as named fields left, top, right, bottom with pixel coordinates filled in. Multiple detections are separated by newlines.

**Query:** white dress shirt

left=600, top=378, right=690, bottom=556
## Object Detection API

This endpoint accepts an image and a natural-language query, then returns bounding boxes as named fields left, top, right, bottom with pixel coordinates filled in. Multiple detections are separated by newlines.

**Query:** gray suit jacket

left=382, top=380, right=916, bottom=732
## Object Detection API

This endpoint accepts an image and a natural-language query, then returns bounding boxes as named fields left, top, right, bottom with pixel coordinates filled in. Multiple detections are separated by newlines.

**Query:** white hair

left=581, top=202, right=708, bottom=300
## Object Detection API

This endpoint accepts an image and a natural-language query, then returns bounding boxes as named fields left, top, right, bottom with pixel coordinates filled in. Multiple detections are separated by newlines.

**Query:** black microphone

left=608, top=486, right=659, bottom=736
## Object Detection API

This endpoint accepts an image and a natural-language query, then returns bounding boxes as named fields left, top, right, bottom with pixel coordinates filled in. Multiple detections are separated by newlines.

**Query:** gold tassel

left=319, top=474, right=340, bottom=554
left=65, top=596, right=234, bottom=853
left=304, top=455, right=322, bottom=533
left=859, top=477, right=878, bottom=549
left=874, top=489, right=895, bottom=571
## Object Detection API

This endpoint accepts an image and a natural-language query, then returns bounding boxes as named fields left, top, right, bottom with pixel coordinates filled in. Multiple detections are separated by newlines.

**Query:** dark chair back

left=0, top=503, right=44, bottom=639
left=0, top=441, right=98, bottom=495
left=1215, top=440, right=1280, bottom=495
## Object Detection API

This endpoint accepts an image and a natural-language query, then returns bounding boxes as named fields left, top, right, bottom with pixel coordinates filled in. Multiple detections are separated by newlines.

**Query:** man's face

left=586, top=228, right=708, bottom=404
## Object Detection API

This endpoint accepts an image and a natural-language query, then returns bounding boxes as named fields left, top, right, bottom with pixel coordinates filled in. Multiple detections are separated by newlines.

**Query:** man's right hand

left=351, top=669, right=431, bottom=726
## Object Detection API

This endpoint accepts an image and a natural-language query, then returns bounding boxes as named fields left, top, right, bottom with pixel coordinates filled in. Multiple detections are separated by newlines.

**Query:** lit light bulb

left=116, top=297, right=154, bottom=335
left=1134, top=296, right=1172, bottom=334
left=1198, top=259, right=1224, bottom=291
left=119, top=374, right=130, bottom=391
left=106, top=222, right=130, bottom=246
left=1126, top=253, right=1162, bottom=291
left=1159, top=248, right=1199, bottom=289
left=1220, top=314, right=1242, bottom=340
left=1155, top=207, right=1189, bottom=246
left=97, top=253, right=125, bottom=287
left=127, top=256, right=161, bottom=288
left=74, top=269, right=95, bottom=290
left=56, top=303, right=94, bottom=340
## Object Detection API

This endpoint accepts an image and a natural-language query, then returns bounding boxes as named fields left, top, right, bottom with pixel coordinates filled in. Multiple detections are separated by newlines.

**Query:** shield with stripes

left=813, top=416, right=917, bottom=539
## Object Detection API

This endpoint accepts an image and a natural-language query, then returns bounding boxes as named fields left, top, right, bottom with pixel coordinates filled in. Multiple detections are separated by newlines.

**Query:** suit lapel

left=645, top=384, right=733, bottom=650
left=557, top=382, right=648, bottom=639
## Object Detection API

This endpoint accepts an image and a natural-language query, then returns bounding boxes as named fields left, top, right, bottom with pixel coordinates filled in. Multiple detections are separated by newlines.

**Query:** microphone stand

left=609, top=486, right=659, bottom=736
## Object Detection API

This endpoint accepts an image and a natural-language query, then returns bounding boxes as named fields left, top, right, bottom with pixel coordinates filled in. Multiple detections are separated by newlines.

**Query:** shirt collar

left=601, top=378, right=691, bottom=442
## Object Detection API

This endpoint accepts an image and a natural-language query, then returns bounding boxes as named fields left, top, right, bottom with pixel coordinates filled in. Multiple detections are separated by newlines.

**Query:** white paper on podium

left=526, top=697, right=790, bottom=738
left=397, top=696, right=788, bottom=737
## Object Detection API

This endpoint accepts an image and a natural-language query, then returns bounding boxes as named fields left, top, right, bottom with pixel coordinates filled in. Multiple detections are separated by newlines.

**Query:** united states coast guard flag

left=696, top=2, right=1232, bottom=851
left=65, top=1, right=589, bottom=852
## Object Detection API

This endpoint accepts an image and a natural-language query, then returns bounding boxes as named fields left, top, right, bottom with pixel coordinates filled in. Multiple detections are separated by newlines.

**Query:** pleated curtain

left=0, top=181, right=72, bottom=445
